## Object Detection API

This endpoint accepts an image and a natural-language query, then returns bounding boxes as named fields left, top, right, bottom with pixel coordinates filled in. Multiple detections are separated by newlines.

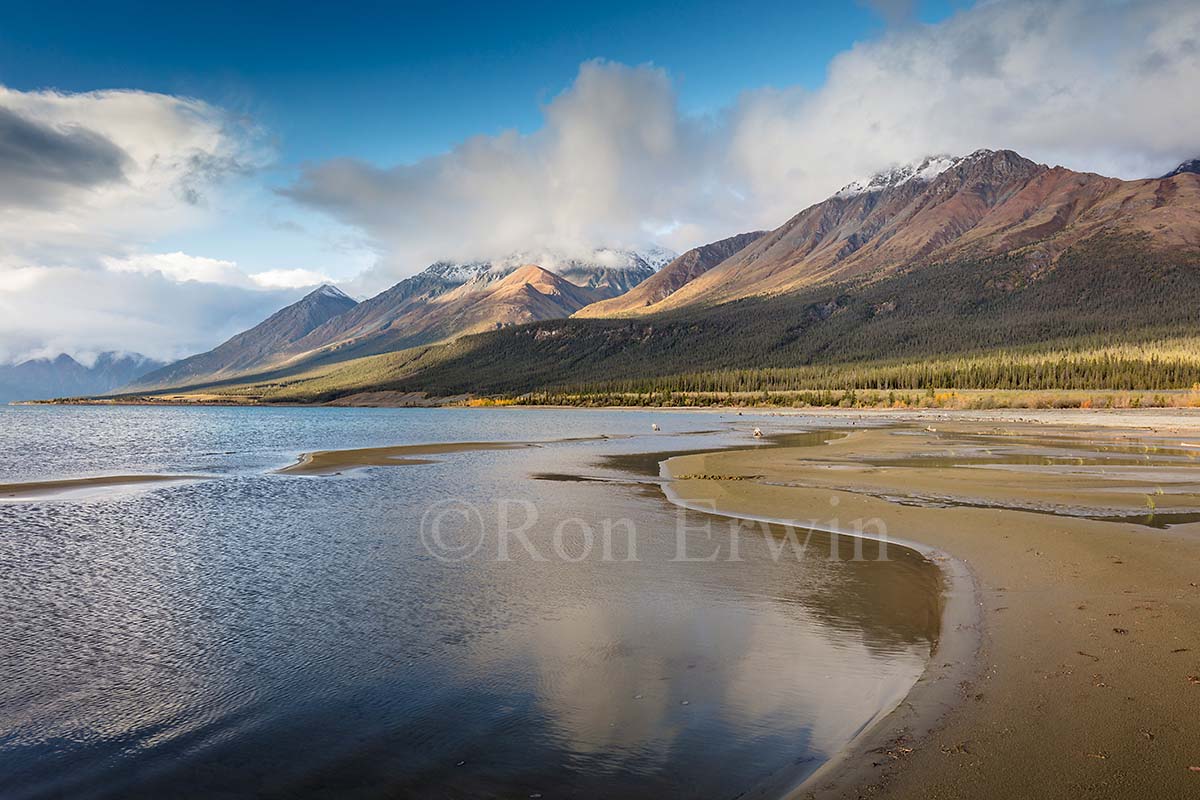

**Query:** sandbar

left=278, top=435, right=628, bottom=475
left=0, top=474, right=200, bottom=500
left=279, top=441, right=539, bottom=474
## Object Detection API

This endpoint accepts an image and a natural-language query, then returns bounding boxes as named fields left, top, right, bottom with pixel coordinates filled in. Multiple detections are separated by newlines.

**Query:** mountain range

left=116, top=149, right=1200, bottom=402
left=130, top=248, right=671, bottom=391
left=0, top=352, right=165, bottom=403
left=636, top=149, right=1199, bottom=312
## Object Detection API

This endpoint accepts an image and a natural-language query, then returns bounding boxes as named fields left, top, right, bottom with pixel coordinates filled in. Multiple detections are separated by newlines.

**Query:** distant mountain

left=0, top=352, right=165, bottom=403
left=573, top=232, right=767, bottom=317
left=641, top=149, right=1200, bottom=312
left=400, top=263, right=606, bottom=338
left=132, top=247, right=671, bottom=391
left=1162, top=158, right=1200, bottom=178
left=144, top=245, right=672, bottom=393
left=282, top=251, right=655, bottom=362
left=422, top=247, right=671, bottom=295
left=280, top=247, right=668, bottom=362
left=131, top=284, right=357, bottom=390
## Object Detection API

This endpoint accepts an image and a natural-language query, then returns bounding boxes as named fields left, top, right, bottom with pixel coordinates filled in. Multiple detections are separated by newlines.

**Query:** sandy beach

left=663, top=413, right=1200, bottom=798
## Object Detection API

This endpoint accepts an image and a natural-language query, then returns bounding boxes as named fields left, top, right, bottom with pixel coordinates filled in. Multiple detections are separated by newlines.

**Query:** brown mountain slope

left=233, top=252, right=661, bottom=374
left=274, top=269, right=463, bottom=368
left=424, top=264, right=604, bottom=336
left=645, top=149, right=1200, bottom=312
left=282, top=264, right=606, bottom=370
left=573, top=231, right=766, bottom=318
left=131, top=285, right=357, bottom=390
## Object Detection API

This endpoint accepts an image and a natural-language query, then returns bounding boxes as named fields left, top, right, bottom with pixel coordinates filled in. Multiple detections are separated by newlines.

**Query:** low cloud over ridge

left=286, top=0, right=1200, bottom=287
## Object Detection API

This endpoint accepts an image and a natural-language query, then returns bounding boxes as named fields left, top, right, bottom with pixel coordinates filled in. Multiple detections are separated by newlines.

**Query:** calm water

left=0, top=406, right=941, bottom=799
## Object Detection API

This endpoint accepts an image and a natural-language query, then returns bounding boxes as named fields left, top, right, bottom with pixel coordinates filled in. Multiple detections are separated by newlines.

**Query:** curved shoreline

left=659, top=422, right=1200, bottom=798
left=659, top=456, right=983, bottom=799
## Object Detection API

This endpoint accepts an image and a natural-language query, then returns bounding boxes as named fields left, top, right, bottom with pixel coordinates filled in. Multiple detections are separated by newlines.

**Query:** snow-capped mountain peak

left=635, top=244, right=677, bottom=272
left=835, top=152, right=994, bottom=199
left=418, top=245, right=676, bottom=285
left=1161, top=157, right=1200, bottom=179
left=410, top=245, right=676, bottom=302
left=316, top=284, right=352, bottom=300
left=422, top=260, right=496, bottom=283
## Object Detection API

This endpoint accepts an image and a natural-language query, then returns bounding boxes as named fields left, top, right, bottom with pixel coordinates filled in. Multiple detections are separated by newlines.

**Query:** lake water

left=0, top=406, right=941, bottom=799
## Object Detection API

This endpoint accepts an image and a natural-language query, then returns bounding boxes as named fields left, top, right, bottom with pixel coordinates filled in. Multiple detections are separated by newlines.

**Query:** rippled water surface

left=0, top=406, right=941, bottom=799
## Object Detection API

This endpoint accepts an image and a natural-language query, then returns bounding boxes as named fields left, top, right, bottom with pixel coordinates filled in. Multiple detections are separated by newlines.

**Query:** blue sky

left=1, top=0, right=1196, bottom=362
left=0, top=1, right=960, bottom=165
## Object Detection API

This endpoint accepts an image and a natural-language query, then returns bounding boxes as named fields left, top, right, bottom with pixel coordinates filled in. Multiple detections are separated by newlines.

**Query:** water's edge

left=657, top=454, right=983, bottom=799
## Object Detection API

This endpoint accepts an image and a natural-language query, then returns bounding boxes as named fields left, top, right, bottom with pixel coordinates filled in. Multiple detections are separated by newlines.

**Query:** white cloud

left=723, top=0, right=1200, bottom=225
left=284, top=60, right=722, bottom=288
left=0, top=86, right=265, bottom=266
left=0, top=85, right=296, bottom=363
left=0, top=265, right=306, bottom=364
left=101, top=252, right=332, bottom=291
left=248, top=268, right=335, bottom=289
left=0, top=267, right=48, bottom=294
left=286, top=0, right=1200, bottom=289
left=103, top=252, right=246, bottom=285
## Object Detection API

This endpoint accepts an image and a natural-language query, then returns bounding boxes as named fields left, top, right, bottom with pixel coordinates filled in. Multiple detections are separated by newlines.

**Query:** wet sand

left=278, top=435, right=627, bottom=475
left=279, top=441, right=538, bottom=474
left=663, top=420, right=1200, bottom=798
left=0, top=474, right=199, bottom=500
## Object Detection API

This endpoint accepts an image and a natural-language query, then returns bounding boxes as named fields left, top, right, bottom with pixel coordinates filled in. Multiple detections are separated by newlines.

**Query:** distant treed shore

left=245, top=335, right=1200, bottom=408
left=485, top=346, right=1200, bottom=409
left=491, top=388, right=1200, bottom=410
left=555, top=346, right=1200, bottom=395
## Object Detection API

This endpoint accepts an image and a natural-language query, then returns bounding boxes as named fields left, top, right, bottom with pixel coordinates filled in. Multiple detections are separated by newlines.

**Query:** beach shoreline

left=661, top=479, right=984, bottom=800
left=660, top=415, right=1200, bottom=798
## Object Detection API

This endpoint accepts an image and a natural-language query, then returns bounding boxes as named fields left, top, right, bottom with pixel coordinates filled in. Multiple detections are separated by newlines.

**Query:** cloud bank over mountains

left=2, top=0, right=1198, bottom=362
left=288, top=0, right=1200, bottom=283
left=283, top=61, right=715, bottom=285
